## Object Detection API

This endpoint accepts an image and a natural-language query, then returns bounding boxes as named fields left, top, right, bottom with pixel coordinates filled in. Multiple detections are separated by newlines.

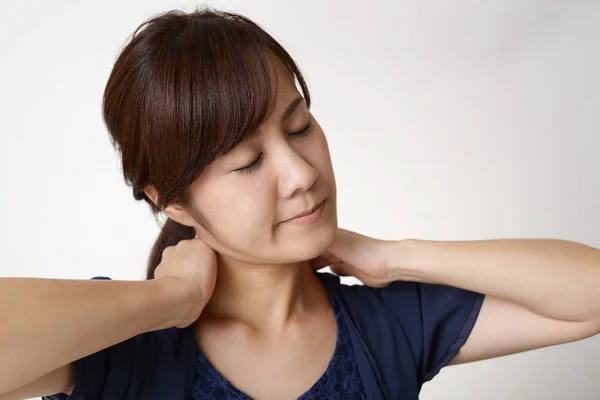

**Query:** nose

left=277, top=146, right=319, bottom=199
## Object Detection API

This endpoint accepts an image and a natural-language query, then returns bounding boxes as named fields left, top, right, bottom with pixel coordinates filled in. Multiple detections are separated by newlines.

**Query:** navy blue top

left=192, top=287, right=366, bottom=399
left=45, top=272, right=484, bottom=399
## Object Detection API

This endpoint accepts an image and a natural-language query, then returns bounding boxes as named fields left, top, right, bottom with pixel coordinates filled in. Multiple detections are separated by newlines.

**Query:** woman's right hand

left=154, top=238, right=218, bottom=328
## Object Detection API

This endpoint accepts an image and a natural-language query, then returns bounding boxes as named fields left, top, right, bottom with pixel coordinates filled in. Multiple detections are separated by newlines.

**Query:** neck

left=201, top=254, right=328, bottom=330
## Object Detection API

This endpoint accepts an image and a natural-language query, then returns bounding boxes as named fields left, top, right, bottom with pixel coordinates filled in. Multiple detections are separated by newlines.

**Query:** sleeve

left=43, top=277, right=138, bottom=400
left=378, top=280, right=485, bottom=383
left=43, top=337, right=137, bottom=400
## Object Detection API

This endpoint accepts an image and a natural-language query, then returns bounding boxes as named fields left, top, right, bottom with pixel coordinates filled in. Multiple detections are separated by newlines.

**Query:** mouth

left=283, top=199, right=326, bottom=225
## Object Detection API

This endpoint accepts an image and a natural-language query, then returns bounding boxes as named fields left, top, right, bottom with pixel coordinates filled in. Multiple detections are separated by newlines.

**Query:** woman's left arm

left=315, top=230, right=600, bottom=364
left=390, top=238, right=600, bottom=364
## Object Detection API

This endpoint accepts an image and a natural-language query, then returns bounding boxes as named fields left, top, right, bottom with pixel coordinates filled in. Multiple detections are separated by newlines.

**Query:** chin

left=296, top=219, right=339, bottom=261
left=263, top=200, right=339, bottom=263
left=315, top=201, right=338, bottom=249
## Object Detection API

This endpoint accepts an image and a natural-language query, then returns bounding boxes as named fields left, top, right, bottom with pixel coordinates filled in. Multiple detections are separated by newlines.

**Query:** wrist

left=148, top=277, right=206, bottom=330
left=383, top=239, right=437, bottom=283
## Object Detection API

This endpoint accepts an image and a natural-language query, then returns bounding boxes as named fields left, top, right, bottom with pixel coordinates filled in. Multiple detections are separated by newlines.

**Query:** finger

left=311, top=261, right=329, bottom=270
left=327, top=230, right=362, bottom=262
left=330, top=263, right=351, bottom=277
left=311, top=256, right=330, bottom=269
left=311, top=252, right=343, bottom=268
left=317, top=252, right=341, bottom=264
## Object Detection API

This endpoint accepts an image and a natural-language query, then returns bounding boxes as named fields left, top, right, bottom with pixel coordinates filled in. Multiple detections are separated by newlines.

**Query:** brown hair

left=102, top=7, right=311, bottom=279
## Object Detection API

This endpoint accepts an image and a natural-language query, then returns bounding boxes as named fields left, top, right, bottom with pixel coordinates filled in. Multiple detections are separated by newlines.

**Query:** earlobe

left=144, top=185, right=196, bottom=228
left=164, top=204, right=196, bottom=228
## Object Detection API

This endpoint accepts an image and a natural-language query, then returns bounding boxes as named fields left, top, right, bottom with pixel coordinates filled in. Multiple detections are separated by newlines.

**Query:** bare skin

left=1, top=59, right=341, bottom=399
left=4, top=58, right=599, bottom=399
left=156, top=60, right=342, bottom=398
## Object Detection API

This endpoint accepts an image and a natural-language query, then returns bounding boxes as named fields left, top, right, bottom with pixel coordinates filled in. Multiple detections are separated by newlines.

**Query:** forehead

left=205, top=61, right=305, bottom=158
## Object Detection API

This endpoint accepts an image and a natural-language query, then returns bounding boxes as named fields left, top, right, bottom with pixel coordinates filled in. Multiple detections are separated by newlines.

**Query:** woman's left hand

left=311, top=228, right=396, bottom=287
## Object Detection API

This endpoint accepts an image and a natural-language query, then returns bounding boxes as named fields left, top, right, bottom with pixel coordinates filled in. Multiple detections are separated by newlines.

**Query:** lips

left=291, top=202, right=322, bottom=219
left=282, top=199, right=325, bottom=223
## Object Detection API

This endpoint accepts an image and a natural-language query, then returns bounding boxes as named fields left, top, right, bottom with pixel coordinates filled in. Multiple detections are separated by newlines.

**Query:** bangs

left=103, top=8, right=310, bottom=208
left=101, top=8, right=313, bottom=278
left=145, top=10, right=310, bottom=204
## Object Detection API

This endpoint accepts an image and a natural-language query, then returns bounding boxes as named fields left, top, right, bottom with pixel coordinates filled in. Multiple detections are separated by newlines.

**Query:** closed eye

left=234, top=152, right=264, bottom=174
left=289, top=122, right=313, bottom=137
left=233, top=122, right=313, bottom=175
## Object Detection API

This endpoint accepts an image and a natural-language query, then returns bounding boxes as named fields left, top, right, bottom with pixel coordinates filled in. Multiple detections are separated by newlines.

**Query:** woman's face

left=175, top=62, right=338, bottom=265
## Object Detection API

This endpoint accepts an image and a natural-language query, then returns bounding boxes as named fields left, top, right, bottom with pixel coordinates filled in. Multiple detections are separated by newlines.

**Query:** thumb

left=327, top=230, right=365, bottom=265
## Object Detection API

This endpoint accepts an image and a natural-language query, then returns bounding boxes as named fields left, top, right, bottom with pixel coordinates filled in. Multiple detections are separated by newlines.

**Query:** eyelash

left=234, top=122, right=314, bottom=175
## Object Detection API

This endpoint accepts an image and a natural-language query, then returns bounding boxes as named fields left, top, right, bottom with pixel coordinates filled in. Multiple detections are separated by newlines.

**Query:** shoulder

left=45, top=326, right=197, bottom=400
left=69, top=325, right=196, bottom=398
left=317, top=272, right=419, bottom=349
left=318, top=271, right=483, bottom=326
left=50, top=276, right=198, bottom=399
left=317, top=272, right=484, bottom=385
left=317, top=271, right=425, bottom=321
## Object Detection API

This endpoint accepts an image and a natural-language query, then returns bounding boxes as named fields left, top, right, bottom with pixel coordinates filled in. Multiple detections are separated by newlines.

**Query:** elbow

left=577, top=318, right=600, bottom=341
left=0, top=373, right=11, bottom=397
left=590, top=318, right=600, bottom=336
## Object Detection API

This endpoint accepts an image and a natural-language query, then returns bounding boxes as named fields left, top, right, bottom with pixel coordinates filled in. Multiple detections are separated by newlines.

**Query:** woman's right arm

left=0, top=276, right=202, bottom=397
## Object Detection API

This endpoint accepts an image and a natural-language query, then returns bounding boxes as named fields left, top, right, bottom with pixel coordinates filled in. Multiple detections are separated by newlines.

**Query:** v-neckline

left=193, top=290, right=342, bottom=400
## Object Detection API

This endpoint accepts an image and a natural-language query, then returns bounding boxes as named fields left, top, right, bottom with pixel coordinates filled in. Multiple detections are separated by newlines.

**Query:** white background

left=1, top=0, right=599, bottom=399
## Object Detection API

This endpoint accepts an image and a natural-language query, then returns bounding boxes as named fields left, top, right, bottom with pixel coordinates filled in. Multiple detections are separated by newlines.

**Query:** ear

left=143, top=185, right=160, bottom=206
left=164, top=205, right=198, bottom=228
left=143, top=185, right=197, bottom=228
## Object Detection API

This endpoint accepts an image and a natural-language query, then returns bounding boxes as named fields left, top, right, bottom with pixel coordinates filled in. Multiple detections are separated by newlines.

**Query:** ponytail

left=146, top=218, right=195, bottom=279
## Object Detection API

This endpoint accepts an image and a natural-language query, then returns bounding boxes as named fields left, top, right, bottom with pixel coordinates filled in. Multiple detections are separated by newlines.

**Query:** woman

left=1, top=7, right=599, bottom=400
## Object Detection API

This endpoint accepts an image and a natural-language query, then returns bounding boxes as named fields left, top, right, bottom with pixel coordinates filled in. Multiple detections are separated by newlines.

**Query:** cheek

left=203, top=186, right=275, bottom=242
left=309, top=130, right=336, bottom=183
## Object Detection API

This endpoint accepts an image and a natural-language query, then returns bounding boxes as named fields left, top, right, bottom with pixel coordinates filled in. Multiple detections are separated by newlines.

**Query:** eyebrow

left=239, top=96, right=305, bottom=145
left=281, top=96, right=304, bottom=122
